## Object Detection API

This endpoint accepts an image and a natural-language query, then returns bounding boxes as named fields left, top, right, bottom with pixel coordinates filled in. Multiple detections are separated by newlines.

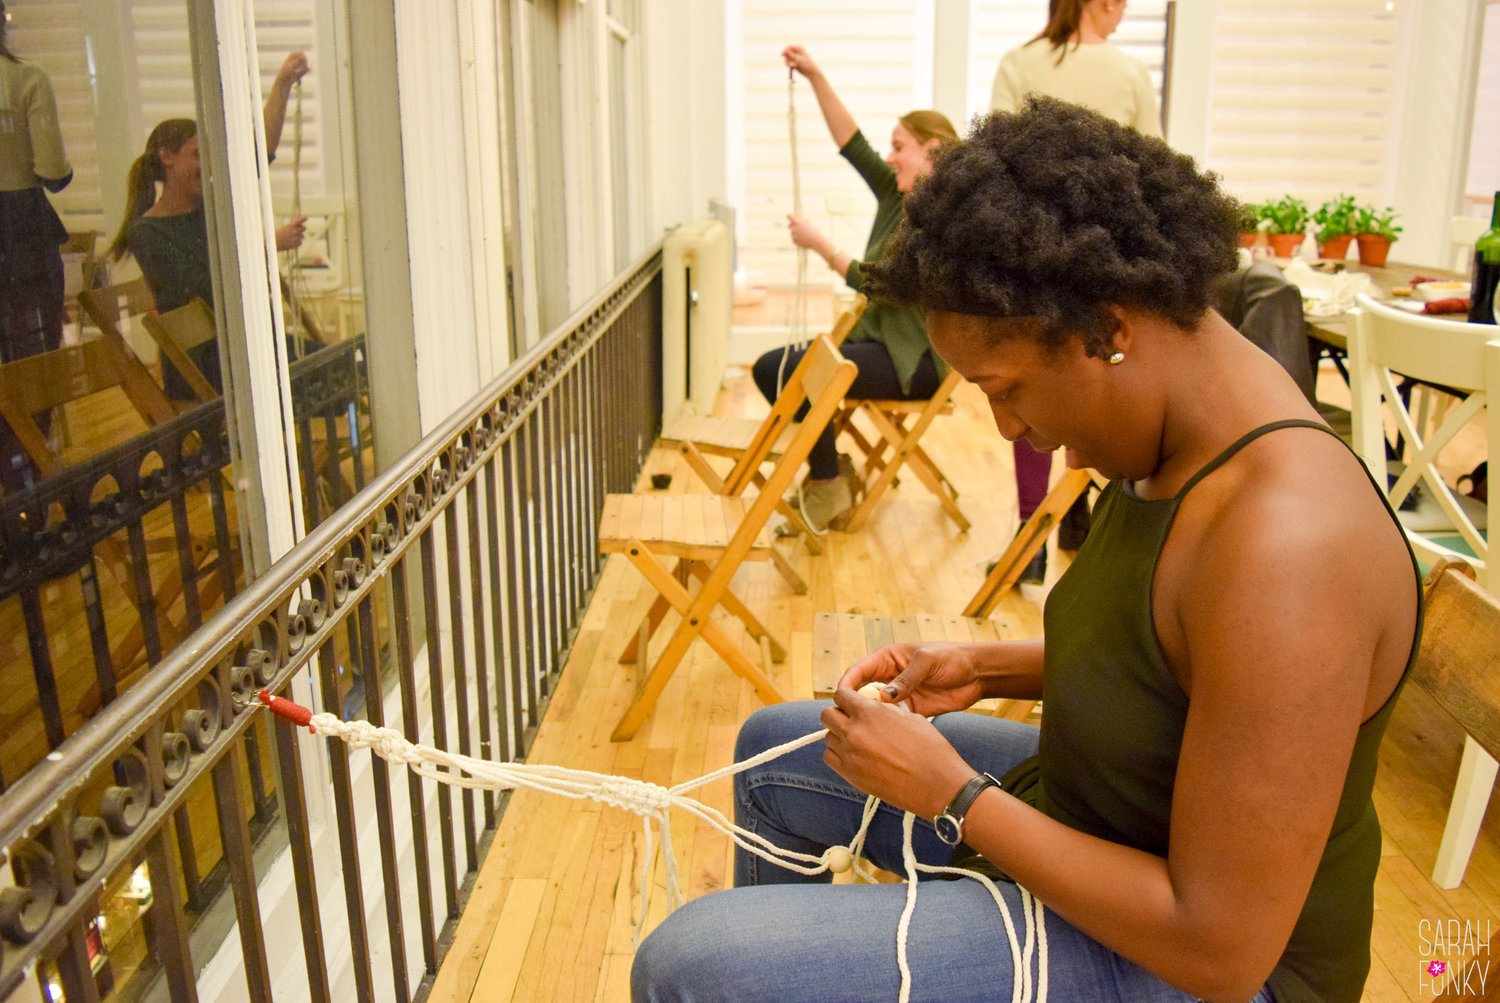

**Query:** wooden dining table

left=1277, top=257, right=1473, bottom=352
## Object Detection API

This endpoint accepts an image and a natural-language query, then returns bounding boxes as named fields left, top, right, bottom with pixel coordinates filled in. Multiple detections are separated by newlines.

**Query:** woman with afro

left=632, top=98, right=1418, bottom=1003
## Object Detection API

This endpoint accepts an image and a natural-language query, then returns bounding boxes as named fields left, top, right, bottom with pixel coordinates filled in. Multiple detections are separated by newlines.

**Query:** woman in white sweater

left=991, top=0, right=1161, bottom=139
left=991, top=0, right=1161, bottom=583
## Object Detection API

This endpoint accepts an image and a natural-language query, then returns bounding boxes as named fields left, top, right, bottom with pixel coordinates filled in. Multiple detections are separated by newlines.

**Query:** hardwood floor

left=432, top=363, right=1499, bottom=1003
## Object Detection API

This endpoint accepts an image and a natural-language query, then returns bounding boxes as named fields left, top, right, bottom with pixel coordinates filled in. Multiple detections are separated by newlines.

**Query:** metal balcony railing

left=0, top=248, right=664, bottom=1001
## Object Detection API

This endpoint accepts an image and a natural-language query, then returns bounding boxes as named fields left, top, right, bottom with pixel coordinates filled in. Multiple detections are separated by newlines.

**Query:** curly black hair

left=862, top=96, right=1243, bottom=358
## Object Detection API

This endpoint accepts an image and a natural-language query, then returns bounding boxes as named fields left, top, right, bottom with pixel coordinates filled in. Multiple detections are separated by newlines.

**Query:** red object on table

left=1422, top=298, right=1471, bottom=315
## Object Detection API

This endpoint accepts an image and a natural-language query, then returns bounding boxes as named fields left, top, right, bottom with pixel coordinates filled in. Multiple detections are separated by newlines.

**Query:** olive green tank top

left=1002, top=418, right=1422, bottom=1003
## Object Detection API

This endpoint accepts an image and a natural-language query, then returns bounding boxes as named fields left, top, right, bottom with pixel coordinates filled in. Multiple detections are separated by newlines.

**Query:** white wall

left=642, top=0, right=731, bottom=238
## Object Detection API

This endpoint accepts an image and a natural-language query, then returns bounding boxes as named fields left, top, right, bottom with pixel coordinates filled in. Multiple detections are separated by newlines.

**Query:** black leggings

left=751, top=341, right=941, bottom=480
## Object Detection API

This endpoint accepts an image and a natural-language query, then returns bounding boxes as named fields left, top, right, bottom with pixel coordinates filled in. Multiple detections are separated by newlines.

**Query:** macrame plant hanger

left=256, top=689, right=1049, bottom=1003
left=781, top=68, right=832, bottom=536
left=280, top=78, right=310, bottom=358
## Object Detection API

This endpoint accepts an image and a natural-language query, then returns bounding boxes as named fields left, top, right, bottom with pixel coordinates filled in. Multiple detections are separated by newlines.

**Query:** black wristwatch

left=934, top=773, right=1002, bottom=847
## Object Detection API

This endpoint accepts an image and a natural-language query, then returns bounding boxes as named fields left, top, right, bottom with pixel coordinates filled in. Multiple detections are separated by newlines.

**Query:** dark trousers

left=0, top=243, right=65, bottom=494
left=1013, top=439, right=1053, bottom=521
left=752, top=341, right=941, bottom=481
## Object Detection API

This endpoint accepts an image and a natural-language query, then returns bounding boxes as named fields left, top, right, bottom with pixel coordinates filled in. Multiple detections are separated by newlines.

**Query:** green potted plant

left=1354, top=205, right=1401, bottom=267
left=1313, top=194, right=1358, bottom=260
left=1259, top=195, right=1309, bottom=258
left=1236, top=202, right=1261, bottom=250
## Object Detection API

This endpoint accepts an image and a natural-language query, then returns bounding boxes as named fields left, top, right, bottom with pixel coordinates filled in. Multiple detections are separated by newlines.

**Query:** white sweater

left=990, top=39, right=1162, bottom=139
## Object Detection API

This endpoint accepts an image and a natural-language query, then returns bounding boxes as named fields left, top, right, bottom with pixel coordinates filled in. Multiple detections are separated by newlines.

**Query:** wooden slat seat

left=597, top=494, right=774, bottom=561
left=812, top=612, right=1036, bottom=721
left=659, top=415, right=797, bottom=459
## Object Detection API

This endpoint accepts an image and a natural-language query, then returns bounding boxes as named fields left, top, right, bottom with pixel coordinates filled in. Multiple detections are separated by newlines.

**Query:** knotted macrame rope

left=260, top=691, right=1047, bottom=1002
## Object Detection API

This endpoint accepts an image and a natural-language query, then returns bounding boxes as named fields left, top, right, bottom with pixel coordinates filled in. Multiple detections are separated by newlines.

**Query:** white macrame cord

left=292, top=709, right=1049, bottom=1003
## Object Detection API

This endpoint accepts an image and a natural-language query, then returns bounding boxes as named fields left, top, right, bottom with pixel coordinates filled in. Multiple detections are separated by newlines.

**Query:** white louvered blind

left=966, top=0, right=1170, bottom=126
left=253, top=1, right=323, bottom=204
left=735, top=1, right=926, bottom=287
left=8, top=0, right=321, bottom=229
left=5, top=4, right=97, bottom=221
left=1202, top=0, right=1401, bottom=207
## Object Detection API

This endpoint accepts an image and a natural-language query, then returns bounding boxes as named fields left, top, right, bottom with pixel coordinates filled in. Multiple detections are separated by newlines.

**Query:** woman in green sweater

left=750, top=45, right=955, bottom=531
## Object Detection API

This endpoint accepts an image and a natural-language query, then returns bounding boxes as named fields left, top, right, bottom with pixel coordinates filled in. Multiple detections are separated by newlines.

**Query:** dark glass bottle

left=1469, top=192, right=1500, bottom=325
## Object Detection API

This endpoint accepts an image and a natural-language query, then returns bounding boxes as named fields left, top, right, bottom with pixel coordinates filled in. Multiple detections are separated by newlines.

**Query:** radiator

left=662, top=218, right=732, bottom=424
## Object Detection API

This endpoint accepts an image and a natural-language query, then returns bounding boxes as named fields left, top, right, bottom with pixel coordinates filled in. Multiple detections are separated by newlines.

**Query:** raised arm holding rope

left=751, top=45, right=956, bottom=532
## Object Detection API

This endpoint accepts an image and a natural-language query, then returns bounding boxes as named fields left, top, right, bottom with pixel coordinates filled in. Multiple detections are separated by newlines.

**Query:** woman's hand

left=781, top=45, right=822, bottom=81
left=786, top=214, right=833, bottom=257
left=276, top=216, right=308, bottom=251
left=276, top=52, right=310, bottom=91
left=838, top=643, right=987, bottom=717
left=820, top=689, right=976, bottom=818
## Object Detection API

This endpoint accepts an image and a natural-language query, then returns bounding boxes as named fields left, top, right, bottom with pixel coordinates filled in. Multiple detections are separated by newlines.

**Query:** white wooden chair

left=1349, top=292, right=1499, bottom=887
left=1449, top=215, right=1487, bottom=275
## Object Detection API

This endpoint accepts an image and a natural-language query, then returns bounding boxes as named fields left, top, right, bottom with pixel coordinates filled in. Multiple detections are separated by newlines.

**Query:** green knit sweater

left=838, top=131, right=945, bottom=394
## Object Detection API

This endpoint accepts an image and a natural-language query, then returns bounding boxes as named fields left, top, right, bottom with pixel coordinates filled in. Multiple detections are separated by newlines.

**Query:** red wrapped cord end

left=258, top=689, right=316, bottom=731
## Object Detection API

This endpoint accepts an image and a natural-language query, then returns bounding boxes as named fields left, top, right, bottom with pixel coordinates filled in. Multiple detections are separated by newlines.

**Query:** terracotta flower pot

left=1317, top=235, right=1353, bottom=260
left=1237, top=232, right=1257, bottom=249
left=1356, top=234, right=1393, bottom=267
left=1267, top=233, right=1306, bottom=259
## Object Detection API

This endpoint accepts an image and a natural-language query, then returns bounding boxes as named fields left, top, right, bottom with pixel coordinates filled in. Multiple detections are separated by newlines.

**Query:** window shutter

left=735, top=1, right=925, bottom=288
left=5, top=4, right=99, bottom=221
left=1202, top=0, right=1401, bottom=207
left=253, top=0, right=324, bottom=203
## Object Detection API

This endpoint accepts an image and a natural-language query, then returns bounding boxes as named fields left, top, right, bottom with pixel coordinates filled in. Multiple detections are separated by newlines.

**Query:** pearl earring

left=1107, top=351, right=1125, bottom=365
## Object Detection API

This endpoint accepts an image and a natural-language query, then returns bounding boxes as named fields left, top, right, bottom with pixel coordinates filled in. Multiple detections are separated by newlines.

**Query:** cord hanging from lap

left=258, top=690, right=1047, bottom=1002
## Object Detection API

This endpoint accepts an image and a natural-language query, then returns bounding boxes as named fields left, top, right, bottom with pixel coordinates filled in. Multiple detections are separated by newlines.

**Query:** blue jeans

left=632, top=702, right=1277, bottom=1002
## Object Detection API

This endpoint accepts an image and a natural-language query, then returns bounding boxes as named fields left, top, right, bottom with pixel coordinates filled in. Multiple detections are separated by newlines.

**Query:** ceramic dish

left=1414, top=280, right=1471, bottom=302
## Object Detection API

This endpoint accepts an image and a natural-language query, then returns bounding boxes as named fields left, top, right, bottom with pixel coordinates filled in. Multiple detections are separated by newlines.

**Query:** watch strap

left=941, top=773, right=1001, bottom=828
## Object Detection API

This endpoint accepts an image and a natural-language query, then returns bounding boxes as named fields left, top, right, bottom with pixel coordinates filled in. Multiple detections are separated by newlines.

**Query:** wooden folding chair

left=142, top=298, right=220, bottom=402
left=600, top=336, right=858, bottom=741
left=811, top=467, right=1095, bottom=722
left=76, top=279, right=189, bottom=417
left=0, top=340, right=235, bottom=672
left=0, top=339, right=177, bottom=477
left=658, top=297, right=866, bottom=589
left=835, top=368, right=971, bottom=533
left=1402, top=561, right=1500, bottom=889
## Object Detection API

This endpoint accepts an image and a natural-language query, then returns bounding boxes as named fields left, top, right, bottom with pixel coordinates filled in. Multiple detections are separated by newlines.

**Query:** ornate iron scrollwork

left=160, top=732, right=191, bottom=788
left=0, top=841, right=57, bottom=943
left=100, top=749, right=150, bottom=836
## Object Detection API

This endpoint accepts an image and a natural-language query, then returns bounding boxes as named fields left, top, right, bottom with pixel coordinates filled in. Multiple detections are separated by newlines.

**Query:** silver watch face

left=935, top=814, right=962, bottom=846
